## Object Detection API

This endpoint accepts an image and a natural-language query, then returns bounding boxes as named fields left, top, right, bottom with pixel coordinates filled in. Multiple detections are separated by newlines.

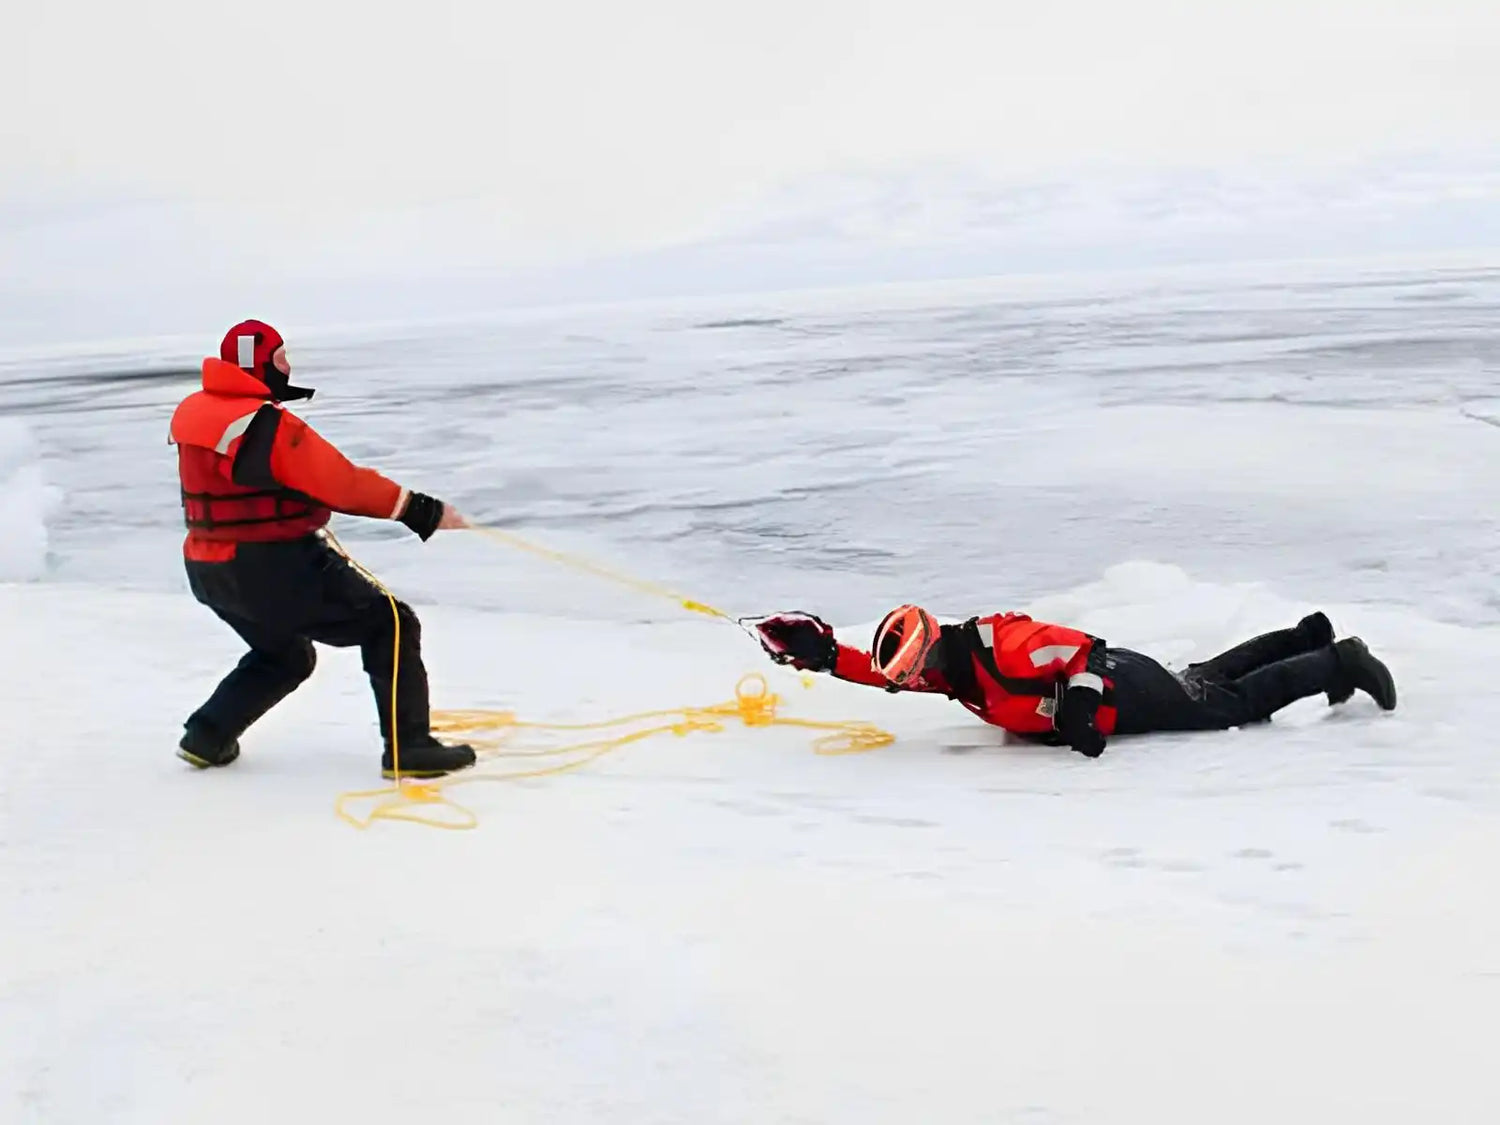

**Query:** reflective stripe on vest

left=170, top=391, right=272, bottom=454
left=960, top=619, right=1115, bottom=732
left=967, top=618, right=1114, bottom=703
left=214, top=411, right=258, bottom=454
left=965, top=619, right=1059, bottom=697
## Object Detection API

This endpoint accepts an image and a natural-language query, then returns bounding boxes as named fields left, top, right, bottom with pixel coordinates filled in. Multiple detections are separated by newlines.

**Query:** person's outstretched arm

left=229, top=405, right=467, bottom=539
left=751, top=612, right=947, bottom=693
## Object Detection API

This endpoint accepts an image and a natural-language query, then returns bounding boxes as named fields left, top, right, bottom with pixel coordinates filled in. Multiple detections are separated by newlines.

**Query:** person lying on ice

left=169, top=320, right=476, bottom=779
left=751, top=605, right=1396, bottom=757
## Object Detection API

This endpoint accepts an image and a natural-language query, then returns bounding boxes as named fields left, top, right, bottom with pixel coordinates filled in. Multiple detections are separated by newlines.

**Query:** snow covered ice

left=4, top=258, right=1500, bottom=1122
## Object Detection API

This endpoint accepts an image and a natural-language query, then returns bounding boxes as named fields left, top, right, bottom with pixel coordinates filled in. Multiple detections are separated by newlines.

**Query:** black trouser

left=1109, top=623, right=1338, bottom=735
left=184, top=535, right=429, bottom=747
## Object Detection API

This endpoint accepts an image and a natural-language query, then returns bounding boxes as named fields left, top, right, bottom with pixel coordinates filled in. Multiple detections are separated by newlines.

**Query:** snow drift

left=0, top=418, right=56, bottom=581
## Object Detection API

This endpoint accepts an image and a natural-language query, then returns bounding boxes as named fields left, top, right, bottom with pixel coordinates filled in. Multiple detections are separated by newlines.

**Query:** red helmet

left=220, top=320, right=313, bottom=401
left=872, top=604, right=940, bottom=686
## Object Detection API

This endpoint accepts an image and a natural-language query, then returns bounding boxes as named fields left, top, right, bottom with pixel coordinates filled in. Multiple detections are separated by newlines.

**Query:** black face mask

left=924, top=631, right=952, bottom=678
left=262, top=365, right=315, bottom=402
left=925, top=625, right=982, bottom=704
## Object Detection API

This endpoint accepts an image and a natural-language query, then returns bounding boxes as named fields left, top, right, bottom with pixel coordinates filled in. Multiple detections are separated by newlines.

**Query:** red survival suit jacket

left=169, top=358, right=412, bottom=563
left=831, top=613, right=1117, bottom=741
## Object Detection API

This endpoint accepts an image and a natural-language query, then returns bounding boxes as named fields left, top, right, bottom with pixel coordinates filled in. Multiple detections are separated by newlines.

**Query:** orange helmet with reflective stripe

left=872, top=604, right=941, bottom=686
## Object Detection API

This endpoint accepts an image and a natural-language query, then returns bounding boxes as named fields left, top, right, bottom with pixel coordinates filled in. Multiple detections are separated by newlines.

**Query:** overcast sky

left=4, top=0, right=1498, bottom=341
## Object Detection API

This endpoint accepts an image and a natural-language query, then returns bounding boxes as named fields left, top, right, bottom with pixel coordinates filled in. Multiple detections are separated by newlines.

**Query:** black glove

left=749, top=612, right=838, bottom=673
left=398, top=491, right=445, bottom=541
left=1055, top=682, right=1107, bottom=758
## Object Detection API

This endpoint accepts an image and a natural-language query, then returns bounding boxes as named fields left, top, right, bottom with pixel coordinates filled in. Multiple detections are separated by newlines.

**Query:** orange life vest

left=947, top=615, right=1118, bottom=738
left=169, top=359, right=331, bottom=560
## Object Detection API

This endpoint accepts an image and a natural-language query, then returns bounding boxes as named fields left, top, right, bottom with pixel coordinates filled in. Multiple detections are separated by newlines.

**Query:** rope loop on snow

left=334, top=673, right=896, bottom=831
left=326, top=525, right=896, bottom=831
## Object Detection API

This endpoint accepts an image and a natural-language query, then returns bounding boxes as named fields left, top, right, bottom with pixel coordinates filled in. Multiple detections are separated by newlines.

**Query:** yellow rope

left=323, top=530, right=405, bottom=778
left=334, top=673, right=895, bottom=830
left=322, top=522, right=894, bottom=830
left=472, top=526, right=731, bottom=621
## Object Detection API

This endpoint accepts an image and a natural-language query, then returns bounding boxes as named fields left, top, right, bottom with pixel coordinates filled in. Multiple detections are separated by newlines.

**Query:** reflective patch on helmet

left=237, top=334, right=256, bottom=368
left=872, top=604, right=936, bottom=684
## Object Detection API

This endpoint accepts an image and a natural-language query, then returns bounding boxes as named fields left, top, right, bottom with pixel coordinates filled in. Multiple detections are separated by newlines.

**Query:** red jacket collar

left=200, top=357, right=273, bottom=398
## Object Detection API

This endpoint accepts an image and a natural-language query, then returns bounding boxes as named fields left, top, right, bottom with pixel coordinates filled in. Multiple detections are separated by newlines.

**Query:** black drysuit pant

left=1107, top=623, right=1339, bottom=735
left=184, top=534, right=429, bottom=746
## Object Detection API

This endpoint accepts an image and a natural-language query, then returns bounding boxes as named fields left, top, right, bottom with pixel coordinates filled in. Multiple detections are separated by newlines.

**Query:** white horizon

left=4, top=0, right=1498, bottom=344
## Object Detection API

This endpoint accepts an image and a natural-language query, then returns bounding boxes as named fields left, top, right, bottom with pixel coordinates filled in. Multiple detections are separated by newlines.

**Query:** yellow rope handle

left=335, top=674, right=896, bottom=830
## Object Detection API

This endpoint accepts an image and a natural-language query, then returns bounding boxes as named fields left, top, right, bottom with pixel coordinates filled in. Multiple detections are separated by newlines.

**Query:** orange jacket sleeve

left=832, top=643, right=889, bottom=688
left=832, top=642, right=951, bottom=694
left=268, top=411, right=407, bottom=520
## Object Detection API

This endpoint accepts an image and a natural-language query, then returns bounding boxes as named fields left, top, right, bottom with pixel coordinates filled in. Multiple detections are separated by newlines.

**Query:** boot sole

left=381, top=761, right=477, bottom=781
left=177, top=746, right=239, bottom=769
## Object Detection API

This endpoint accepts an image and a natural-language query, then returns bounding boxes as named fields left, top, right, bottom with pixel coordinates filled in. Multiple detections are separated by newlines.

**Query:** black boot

left=1327, top=638, right=1397, bottom=710
left=1296, top=612, right=1334, bottom=649
left=188, top=640, right=317, bottom=744
left=181, top=639, right=316, bottom=766
left=177, top=720, right=241, bottom=769
left=1217, top=646, right=1345, bottom=725
left=381, top=735, right=478, bottom=780
left=1187, top=611, right=1335, bottom=683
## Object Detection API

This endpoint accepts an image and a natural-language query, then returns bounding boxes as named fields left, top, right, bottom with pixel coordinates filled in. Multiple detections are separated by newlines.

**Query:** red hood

left=201, top=357, right=273, bottom=398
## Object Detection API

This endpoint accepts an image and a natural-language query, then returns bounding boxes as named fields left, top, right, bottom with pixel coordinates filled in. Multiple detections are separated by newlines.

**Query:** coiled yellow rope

left=329, top=524, right=895, bottom=831
left=334, top=673, right=895, bottom=830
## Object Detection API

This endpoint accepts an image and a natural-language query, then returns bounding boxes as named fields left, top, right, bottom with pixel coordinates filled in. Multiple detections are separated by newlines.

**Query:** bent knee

left=285, top=639, right=317, bottom=683
left=361, top=598, right=423, bottom=646
left=393, top=600, right=421, bottom=644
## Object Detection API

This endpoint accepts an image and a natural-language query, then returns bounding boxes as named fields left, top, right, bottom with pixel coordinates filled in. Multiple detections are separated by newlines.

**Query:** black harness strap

left=181, top=488, right=319, bottom=531
left=182, top=488, right=287, bottom=501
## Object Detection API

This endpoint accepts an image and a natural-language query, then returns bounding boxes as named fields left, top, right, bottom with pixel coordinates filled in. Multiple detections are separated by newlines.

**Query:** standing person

left=752, top=603, right=1396, bottom=757
left=169, top=320, right=476, bottom=778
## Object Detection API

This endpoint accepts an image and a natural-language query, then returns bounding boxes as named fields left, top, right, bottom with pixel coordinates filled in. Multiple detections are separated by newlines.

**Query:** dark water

left=4, top=261, right=1499, bottom=625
